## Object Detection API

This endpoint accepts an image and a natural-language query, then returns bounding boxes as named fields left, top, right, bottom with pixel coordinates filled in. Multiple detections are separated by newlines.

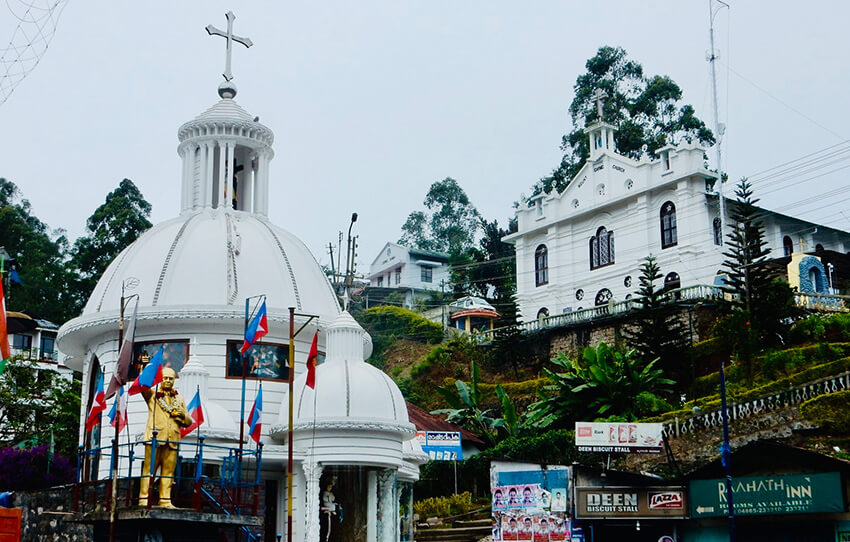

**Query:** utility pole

left=343, top=213, right=358, bottom=297
left=708, top=0, right=729, bottom=245
left=327, top=242, right=336, bottom=289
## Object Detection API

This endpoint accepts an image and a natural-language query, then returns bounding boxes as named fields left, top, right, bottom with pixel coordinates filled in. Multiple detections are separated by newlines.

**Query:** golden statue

left=139, top=367, right=192, bottom=507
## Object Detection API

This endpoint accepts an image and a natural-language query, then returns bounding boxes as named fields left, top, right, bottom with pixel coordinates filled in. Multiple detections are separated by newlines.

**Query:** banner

left=416, top=431, right=462, bottom=461
left=574, top=422, right=663, bottom=453
left=689, top=472, right=844, bottom=518
left=575, top=486, right=687, bottom=519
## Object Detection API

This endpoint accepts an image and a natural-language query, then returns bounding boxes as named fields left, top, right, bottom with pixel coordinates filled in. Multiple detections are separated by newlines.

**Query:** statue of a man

left=139, top=367, right=192, bottom=507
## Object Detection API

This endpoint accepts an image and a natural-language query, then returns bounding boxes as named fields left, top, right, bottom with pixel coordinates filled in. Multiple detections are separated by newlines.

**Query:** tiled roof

left=405, top=401, right=487, bottom=447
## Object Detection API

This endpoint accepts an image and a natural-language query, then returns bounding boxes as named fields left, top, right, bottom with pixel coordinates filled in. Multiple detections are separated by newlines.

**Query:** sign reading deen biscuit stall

left=574, top=422, right=664, bottom=453
left=575, top=487, right=687, bottom=519
left=689, top=472, right=845, bottom=518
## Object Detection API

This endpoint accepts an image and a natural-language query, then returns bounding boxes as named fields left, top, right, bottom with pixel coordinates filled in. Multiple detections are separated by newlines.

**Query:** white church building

left=504, top=114, right=850, bottom=323
left=57, top=13, right=426, bottom=542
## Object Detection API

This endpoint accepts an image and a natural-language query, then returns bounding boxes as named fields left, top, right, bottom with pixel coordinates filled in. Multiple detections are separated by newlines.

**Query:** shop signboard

left=689, top=472, right=844, bottom=518
left=415, top=431, right=462, bottom=461
left=574, top=422, right=664, bottom=453
left=574, top=487, right=687, bottom=519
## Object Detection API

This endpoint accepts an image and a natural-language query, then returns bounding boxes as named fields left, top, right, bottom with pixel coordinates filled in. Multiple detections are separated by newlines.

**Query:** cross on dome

left=206, top=11, right=253, bottom=98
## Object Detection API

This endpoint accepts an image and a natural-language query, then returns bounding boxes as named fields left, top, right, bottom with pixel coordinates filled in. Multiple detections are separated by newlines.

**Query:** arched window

left=589, top=227, right=614, bottom=270
left=595, top=289, right=613, bottom=306
left=535, top=245, right=548, bottom=286
left=713, top=217, right=723, bottom=246
left=537, top=308, right=549, bottom=320
left=664, top=272, right=681, bottom=300
left=783, top=236, right=793, bottom=257
left=660, top=201, right=677, bottom=248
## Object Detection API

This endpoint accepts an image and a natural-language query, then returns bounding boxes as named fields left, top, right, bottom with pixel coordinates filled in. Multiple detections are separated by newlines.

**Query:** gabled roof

left=405, top=401, right=487, bottom=447
left=408, top=248, right=449, bottom=262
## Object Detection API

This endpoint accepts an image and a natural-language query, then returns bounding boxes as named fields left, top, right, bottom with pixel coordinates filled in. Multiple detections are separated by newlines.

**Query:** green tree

left=527, top=343, right=674, bottom=429
left=622, top=255, right=688, bottom=383
left=0, top=178, right=77, bottom=323
left=399, top=177, right=481, bottom=255
left=720, top=178, right=796, bottom=377
left=450, top=218, right=518, bottom=325
left=432, top=361, right=507, bottom=445
left=535, top=46, right=714, bottom=195
left=0, top=359, right=82, bottom=458
left=70, top=179, right=152, bottom=308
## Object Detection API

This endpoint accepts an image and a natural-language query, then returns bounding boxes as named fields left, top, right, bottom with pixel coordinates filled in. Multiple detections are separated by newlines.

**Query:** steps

left=416, top=518, right=491, bottom=542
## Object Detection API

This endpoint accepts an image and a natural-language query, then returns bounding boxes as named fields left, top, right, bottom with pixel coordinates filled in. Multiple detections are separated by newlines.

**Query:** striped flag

left=241, top=300, right=268, bottom=355
left=107, top=385, right=128, bottom=433
left=248, top=385, right=263, bottom=444
left=128, top=346, right=163, bottom=395
left=180, top=388, right=205, bottom=437
left=0, top=277, right=10, bottom=376
left=85, top=372, right=107, bottom=431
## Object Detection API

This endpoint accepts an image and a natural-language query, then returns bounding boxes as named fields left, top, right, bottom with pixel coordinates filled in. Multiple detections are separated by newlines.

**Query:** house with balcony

left=6, top=311, right=71, bottom=378
left=366, top=242, right=450, bottom=309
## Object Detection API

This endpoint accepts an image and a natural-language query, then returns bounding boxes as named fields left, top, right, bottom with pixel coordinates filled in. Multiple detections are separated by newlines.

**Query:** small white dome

left=272, top=311, right=412, bottom=435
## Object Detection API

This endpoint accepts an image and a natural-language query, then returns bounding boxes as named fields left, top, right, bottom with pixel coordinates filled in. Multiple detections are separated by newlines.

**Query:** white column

left=243, top=153, right=256, bottom=213
left=179, top=146, right=190, bottom=213
left=367, top=470, right=378, bottom=542
left=377, top=469, right=397, bottom=542
left=255, top=151, right=268, bottom=216
left=226, top=142, right=236, bottom=209
left=217, top=141, right=227, bottom=208
left=199, top=143, right=210, bottom=208
left=303, top=461, right=322, bottom=542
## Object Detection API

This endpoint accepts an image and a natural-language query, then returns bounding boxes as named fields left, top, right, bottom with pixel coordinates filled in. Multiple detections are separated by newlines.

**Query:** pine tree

left=622, top=255, right=688, bottom=383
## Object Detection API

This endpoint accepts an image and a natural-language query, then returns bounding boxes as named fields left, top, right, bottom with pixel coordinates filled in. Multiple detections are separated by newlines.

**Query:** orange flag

left=306, top=331, right=318, bottom=389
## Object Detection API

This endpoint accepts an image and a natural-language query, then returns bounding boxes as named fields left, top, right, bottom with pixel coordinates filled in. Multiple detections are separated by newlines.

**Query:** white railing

left=478, top=286, right=848, bottom=343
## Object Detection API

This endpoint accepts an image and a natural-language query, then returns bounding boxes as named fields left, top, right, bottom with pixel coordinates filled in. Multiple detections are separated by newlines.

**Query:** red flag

left=306, top=331, right=318, bottom=389
left=0, top=277, right=10, bottom=375
left=248, top=385, right=263, bottom=444
left=128, top=347, right=163, bottom=395
left=241, top=301, right=268, bottom=355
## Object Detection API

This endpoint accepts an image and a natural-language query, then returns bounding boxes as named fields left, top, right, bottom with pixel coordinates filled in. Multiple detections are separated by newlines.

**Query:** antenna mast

left=708, top=0, right=729, bottom=244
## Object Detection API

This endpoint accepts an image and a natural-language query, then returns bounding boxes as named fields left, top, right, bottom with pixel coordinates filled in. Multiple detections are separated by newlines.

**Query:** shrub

left=790, top=314, right=850, bottom=344
left=800, top=391, right=850, bottom=434
left=359, top=306, right=444, bottom=364
left=414, top=492, right=475, bottom=519
left=0, top=445, right=75, bottom=491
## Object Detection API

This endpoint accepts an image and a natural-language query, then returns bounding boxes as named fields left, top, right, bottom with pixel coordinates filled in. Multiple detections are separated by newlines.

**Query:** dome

left=81, top=210, right=339, bottom=318
left=272, top=311, right=413, bottom=436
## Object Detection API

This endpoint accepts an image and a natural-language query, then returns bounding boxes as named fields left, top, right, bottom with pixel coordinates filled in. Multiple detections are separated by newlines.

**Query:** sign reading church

left=689, top=473, right=844, bottom=518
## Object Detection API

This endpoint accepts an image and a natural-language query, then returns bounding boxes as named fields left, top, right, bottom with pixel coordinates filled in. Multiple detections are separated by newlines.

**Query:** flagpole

left=239, top=297, right=250, bottom=455
left=287, top=306, right=295, bottom=542
left=108, top=286, right=130, bottom=542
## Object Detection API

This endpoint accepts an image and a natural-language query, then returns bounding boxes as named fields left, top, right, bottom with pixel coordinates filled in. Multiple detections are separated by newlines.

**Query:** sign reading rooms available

left=689, top=472, right=844, bottom=517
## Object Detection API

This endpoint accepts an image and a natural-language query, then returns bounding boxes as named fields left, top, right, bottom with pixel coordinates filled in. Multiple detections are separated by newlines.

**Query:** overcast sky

left=2, top=1, right=848, bottom=273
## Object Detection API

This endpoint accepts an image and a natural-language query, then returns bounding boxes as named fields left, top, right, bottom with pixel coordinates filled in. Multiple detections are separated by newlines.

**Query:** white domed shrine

left=57, top=11, right=420, bottom=542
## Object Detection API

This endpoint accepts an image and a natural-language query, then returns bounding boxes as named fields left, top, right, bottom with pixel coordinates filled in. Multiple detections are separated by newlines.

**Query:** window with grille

left=660, top=202, right=677, bottom=248
left=420, top=266, right=433, bottom=283
left=535, top=245, right=548, bottom=286
left=589, top=227, right=614, bottom=270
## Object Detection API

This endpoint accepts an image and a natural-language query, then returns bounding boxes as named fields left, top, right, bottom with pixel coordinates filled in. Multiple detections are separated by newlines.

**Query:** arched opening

left=664, top=272, right=681, bottom=300
left=809, top=267, right=823, bottom=292
left=595, top=289, right=613, bottom=306
left=660, top=201, right=677, bottom=248
left=537, top=308, right=549, bottom=320
left=816, top=243, right=825, bottom=252
left=783, top=236, right=794, bottom=257
left=84, top=356, right=102, bottom=481
left=535, top=245, right=548, bottom=286
left=590, top=227, right=614, bottom=270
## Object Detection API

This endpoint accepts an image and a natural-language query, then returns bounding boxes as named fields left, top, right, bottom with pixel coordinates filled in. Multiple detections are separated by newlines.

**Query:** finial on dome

left=206, top=10, right=253, bottom=99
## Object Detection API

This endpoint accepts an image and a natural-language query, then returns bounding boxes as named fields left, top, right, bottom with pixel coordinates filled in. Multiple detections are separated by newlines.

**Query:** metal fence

left=75, top=435, right=263, bottom=517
